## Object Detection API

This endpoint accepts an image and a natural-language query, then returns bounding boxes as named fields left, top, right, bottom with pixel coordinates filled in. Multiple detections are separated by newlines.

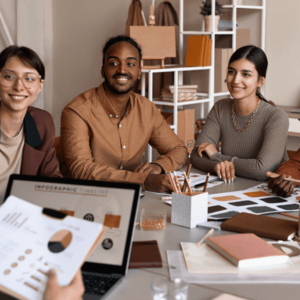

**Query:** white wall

left=0, top=0, right=52, bottom=110
left=265, top=0, right=300, bottom=107
left=0, top=0, right=16, bottom=49
left=52, top=0, right=133, bottom=134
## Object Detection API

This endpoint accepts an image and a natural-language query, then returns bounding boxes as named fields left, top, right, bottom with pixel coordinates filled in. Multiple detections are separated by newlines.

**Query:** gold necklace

left=231, top=98, right=260, bottom=132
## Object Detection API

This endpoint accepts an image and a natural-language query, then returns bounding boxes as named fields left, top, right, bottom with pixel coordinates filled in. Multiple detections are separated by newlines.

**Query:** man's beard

left=104, top=73, right=138, bottom=95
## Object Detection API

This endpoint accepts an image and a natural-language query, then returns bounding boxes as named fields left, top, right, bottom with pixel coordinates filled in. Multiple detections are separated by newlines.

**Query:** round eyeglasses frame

left=0, top=72, right=42, bottom=89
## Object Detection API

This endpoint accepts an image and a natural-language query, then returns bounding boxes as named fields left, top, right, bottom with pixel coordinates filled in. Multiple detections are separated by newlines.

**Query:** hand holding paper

left=43, top=270, right=84, bottom=300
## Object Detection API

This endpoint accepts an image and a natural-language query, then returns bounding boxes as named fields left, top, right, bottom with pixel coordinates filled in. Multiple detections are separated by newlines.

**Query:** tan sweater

left=191, top=99, right=289, bottom=181
left=0, top=127, right=25, bottom=202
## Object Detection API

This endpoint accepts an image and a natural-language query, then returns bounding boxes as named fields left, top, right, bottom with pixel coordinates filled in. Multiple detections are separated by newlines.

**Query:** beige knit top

left=0, top=127, right=25, bottom=203
left=190, top=98, right=289, bottom=181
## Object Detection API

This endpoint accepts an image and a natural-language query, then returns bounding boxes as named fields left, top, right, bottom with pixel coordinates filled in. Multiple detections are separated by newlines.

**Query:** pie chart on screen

left=48, top=230, right=72, bottom=253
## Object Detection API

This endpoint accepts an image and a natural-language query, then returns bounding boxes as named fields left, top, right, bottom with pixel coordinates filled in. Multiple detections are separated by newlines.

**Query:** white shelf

left=223, top=5, right=264, bottom=10
left=153, top=98, right=211, bottom=106
left=141, top=65, right=211, bottom=73
left=214, top=92, right=230, bottom=97
left=181, top=31, right=210, bottom=35
left=215, top=31, right=234, bottom=35
left=181, top=31, right=234, bottom=35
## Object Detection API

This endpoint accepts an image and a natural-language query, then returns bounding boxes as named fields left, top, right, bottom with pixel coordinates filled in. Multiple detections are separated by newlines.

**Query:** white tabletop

left=107, top=173, right=300, bottom=300
left=2, top=173, right=299, bottom=300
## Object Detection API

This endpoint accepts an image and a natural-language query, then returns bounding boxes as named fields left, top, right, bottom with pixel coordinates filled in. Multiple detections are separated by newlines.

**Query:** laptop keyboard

left=83, top=272, right=121, bottom=295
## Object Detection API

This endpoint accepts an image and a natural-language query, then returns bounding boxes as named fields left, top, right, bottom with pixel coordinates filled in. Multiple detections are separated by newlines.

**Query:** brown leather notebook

left=129, top=240, right=162, bottom=268
left=221, top=212, right=298, bottom=241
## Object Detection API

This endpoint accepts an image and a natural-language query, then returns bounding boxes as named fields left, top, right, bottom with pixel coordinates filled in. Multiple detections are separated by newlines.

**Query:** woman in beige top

left=0, top=46, right=61, bottom=203
left=191, top=46, right=288, bottom=182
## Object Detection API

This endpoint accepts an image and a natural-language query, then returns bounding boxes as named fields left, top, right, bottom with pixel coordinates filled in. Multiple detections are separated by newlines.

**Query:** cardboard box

left=215, top=48, right=233, bottom=93
left=162, top=109, right=195, bottom=154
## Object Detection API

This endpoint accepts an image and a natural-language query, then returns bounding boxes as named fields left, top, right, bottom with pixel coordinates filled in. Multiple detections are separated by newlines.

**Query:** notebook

left=4, top=174, right=141, bottom=300
left=221, top=212, right=298, bottom=241
left=129, top=240, right=162, bottom=268
left=206, top=233, right=289, bottom=268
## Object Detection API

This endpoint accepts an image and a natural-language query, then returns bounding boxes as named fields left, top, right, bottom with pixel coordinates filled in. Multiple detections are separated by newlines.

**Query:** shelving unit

left=179, top=0, right=266, bottom=97
left=141, top=66, right=212, bottom=162
left=141, top=0, right=266, bottom=162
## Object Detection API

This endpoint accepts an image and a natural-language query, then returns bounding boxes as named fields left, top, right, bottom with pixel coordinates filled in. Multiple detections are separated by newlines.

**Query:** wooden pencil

left=168, top=173, right=178, bottom=193
left=280, top=212, right=299, bottom=220
left=196, top=229, right=214, bottom=246
left=186, top=164, right=192, bottom=178
left=183, top=171, right=192, bottom=195
left=203, top=172, right=210, bottom=192
left=182, top=164, right=192, bottom=192
left=266, top=171, right=300, bottom=184
left=173, top=171, right=182, bottom=194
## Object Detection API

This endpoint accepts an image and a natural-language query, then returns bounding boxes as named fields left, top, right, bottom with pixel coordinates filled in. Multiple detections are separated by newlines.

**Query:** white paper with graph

left=0, top=196, right=103, bottom=300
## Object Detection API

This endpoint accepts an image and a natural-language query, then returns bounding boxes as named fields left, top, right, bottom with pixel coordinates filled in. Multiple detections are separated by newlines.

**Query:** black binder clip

left=42, top=208, right=67, bottom=219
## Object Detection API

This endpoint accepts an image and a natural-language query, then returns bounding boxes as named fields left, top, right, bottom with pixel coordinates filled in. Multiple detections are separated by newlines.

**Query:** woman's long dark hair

left=0, top=45, right=45, bottom=79
left=228, top=45, right=272, bottom=104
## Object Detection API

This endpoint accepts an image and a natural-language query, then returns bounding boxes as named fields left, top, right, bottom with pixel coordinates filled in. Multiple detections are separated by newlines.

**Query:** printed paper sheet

left=0, top=196, right=103, bottom=300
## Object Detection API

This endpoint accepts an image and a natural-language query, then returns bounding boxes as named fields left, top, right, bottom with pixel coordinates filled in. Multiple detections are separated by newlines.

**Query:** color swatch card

left=207, top=187, right=299, bottom=220
left=0, top=196, right=104, bottom=300
left=174, top=172, right=219, bottom=187
left=246, top=183, right=300, bottom=203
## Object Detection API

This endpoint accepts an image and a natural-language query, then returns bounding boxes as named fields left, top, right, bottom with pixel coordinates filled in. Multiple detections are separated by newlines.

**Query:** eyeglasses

left=0, top=72, right=42, bottom=89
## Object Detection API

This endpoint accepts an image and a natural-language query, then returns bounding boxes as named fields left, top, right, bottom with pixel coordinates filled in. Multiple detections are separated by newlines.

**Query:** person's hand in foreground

left=268, top=174, right=294, bottom=197
left=197, top=143, right=218, bottom=158
left=43, top=269, right=84, bottom=300
left=144, top=174, right=173, bottom=193
left=214, top=161, right=236, bottom=183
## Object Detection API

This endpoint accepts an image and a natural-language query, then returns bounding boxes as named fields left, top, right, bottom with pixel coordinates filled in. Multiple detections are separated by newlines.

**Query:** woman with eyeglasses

left=0, top=45, right=61, bottom=202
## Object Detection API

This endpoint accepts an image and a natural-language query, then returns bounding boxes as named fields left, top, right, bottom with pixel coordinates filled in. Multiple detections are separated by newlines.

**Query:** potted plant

left=200, top=0, right=224, bottom=32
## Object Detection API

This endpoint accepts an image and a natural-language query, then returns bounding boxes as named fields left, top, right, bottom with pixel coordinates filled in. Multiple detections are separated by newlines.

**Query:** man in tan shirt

left=61, top=35, right=188, bottom=192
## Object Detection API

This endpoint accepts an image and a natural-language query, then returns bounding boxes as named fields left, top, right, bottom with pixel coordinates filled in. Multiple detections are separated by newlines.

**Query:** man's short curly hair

left=102, top=35, right=142, bottom=66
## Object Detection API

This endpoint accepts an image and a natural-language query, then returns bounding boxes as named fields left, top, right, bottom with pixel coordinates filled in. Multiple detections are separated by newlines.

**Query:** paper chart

left=9, top=180, right=135, bottom=266
left=0, top=196, right=103, bottom=300
left=207, top=184, right=300, bottom=220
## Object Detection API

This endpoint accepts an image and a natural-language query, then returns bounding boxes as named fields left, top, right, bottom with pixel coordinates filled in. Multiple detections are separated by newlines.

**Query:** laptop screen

left=4, top=175, right=140, bottom=273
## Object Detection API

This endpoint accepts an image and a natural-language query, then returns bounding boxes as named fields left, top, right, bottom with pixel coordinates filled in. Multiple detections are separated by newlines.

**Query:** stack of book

left=161, top=85, right=198, bottom=102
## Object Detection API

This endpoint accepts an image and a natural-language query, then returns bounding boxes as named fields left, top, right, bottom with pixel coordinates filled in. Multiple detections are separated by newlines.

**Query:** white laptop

left=4, top=174, right=141, bottom=300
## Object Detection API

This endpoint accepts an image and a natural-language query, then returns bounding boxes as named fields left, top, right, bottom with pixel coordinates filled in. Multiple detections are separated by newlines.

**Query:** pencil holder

left=171, top=192, right=208, bottom=228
